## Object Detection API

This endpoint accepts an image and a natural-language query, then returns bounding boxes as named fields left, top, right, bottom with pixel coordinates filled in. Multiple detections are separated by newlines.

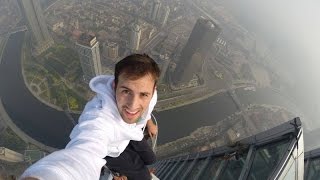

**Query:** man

left=21, top=54, right=160, bottom=179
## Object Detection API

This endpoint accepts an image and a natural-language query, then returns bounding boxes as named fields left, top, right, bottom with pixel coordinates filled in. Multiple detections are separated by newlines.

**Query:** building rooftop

left=151, top=118, right=303, bottom=179
left=77, top=33, right=97, bottom=47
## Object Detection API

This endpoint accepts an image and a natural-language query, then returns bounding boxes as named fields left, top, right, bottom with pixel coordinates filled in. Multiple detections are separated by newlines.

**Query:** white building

left=76, top=34, right=102, bottom=83
left=129, top=22, right=142, bottom=51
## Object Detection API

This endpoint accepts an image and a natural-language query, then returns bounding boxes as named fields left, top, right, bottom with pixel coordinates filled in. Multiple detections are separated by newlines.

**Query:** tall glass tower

left=20, top=0, right=54, bottom=55
left=173, top=17, right=221, bottom=86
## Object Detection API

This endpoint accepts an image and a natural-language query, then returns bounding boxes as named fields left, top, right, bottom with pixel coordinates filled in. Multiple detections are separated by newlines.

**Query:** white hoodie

left=20, top=75, right=157, bottom=180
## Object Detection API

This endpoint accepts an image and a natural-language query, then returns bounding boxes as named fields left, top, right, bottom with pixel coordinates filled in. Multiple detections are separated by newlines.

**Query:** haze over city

left=0, top=0, right=319, bottom=178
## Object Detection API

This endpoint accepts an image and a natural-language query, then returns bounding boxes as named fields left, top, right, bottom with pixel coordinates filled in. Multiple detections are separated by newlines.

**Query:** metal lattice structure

left=152, top=118, right=304, bottom=180
left=304, top=147, right=320, bottom=180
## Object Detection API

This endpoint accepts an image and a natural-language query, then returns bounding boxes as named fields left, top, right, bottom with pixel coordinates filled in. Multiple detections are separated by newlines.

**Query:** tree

left=68, top=97, right=79, bottom=110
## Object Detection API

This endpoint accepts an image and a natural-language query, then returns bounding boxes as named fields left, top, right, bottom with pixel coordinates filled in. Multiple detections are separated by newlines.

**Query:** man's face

left=114, top=73, right=155, bottom=124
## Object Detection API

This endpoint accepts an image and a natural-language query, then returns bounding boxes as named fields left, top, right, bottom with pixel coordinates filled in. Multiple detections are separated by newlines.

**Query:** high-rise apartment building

left=129, top=22, right=142, bottom=51
left=159, top=6, right=170, bottom=27
left=149, top=0, right=161, bottom=21
left=20, top=0, right=54, bottom=55
left=106, top=42, right=119, bottom=59
left=76, top=34, right=102, bottom=83
left=172, top=17, right=221, bottom=86
left=159, top=54, right=170, bottom=83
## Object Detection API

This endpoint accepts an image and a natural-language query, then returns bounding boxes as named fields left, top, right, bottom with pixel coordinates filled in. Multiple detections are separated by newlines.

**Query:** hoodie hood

left=89, top=75, right=116, bottom=107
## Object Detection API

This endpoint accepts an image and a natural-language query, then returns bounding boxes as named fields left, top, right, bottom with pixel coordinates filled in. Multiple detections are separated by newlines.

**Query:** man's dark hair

left=114, top=54, right=160, bottom=87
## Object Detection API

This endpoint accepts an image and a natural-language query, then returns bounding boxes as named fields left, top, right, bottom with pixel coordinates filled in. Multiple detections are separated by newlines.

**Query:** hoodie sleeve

left=20, top=147, right=106, bottom=180
left=66, top=111, right=115, bottom=158
left=21, top=103, right=115, bottom=180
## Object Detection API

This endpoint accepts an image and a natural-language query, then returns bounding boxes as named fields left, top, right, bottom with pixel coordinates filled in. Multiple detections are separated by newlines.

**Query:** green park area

left=23, top=43, right=89, bottom=111
left=0, top=128, right=27, bottom=152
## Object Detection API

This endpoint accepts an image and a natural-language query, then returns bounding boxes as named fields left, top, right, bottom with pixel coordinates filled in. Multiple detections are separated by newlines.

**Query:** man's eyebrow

left=141, top=92, right=151, bottom=95
left=119, top=86, right=151, bottom=95
left=119, top=85, right=131, bottom=90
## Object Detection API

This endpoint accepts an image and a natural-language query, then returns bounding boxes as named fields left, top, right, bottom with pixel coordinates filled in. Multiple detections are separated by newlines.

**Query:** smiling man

left=113, top=55, right=159, bottom=128
left=21, top=54, right=160, bottom=180
left=115, top=74, right=154, bottom=124
left=102, top=54, right=160, bottom=179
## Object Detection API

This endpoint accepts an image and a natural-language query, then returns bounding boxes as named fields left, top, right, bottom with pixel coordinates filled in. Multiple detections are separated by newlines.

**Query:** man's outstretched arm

left=20, top=115, right=113, bottom=180
left=20, top=147, right=106, bottom=180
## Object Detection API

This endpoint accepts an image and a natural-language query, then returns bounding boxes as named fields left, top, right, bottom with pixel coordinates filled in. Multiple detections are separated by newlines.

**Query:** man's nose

left=127, top=94, right=139, bottom=109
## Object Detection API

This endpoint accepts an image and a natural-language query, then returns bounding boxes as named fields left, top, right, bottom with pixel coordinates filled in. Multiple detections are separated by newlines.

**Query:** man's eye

left=122, top=90, right=130, bottom=94
left=141, top=93, right=149, bottom=97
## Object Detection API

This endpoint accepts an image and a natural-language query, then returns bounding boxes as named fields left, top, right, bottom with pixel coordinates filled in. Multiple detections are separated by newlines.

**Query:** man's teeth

left=125, top=109, right=138, bottom=114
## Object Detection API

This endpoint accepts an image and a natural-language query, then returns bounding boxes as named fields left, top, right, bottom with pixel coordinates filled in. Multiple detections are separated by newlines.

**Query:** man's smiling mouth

left=125, top=108, right=139, bottom=115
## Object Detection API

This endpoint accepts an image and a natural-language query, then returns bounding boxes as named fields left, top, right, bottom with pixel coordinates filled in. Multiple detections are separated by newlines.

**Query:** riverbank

left=0, top=32, right=74, bottom=148
left=0, top=98, right=57, bottom=152
left=20, top=33, right=65, bottom=113
left=156, top=104, right=296, bottom=159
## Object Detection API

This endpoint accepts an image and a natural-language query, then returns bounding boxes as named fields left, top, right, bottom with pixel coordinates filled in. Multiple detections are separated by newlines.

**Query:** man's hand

left=146, top=119, right=158, bottom=138
left=113, top=175, right=128, bottom=180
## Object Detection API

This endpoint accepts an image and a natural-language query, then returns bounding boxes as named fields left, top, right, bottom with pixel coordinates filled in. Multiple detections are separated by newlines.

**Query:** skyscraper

left=106, top=42, right=119, bottom=59
left=159, top=6, right=170, bottom=28
left=20, top=0, right=54, bottom=55
left=150, top=118, right=304, bottom=179
left=129, top=22, right=142, bottom=51
left=0, top=147, right=24, bottom=163
left=149, top=0, right=161, bottom=21
left=159, top=54, right=170, bottom=83
left=76, top=34, right=102, bottom=83
left=172, top=17, right=221, bottom=86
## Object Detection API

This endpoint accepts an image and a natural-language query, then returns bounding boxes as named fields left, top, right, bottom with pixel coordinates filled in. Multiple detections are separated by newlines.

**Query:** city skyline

left=1, top=0, right=316, bottom=145
left=0, top=0, right=317, bottom=147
